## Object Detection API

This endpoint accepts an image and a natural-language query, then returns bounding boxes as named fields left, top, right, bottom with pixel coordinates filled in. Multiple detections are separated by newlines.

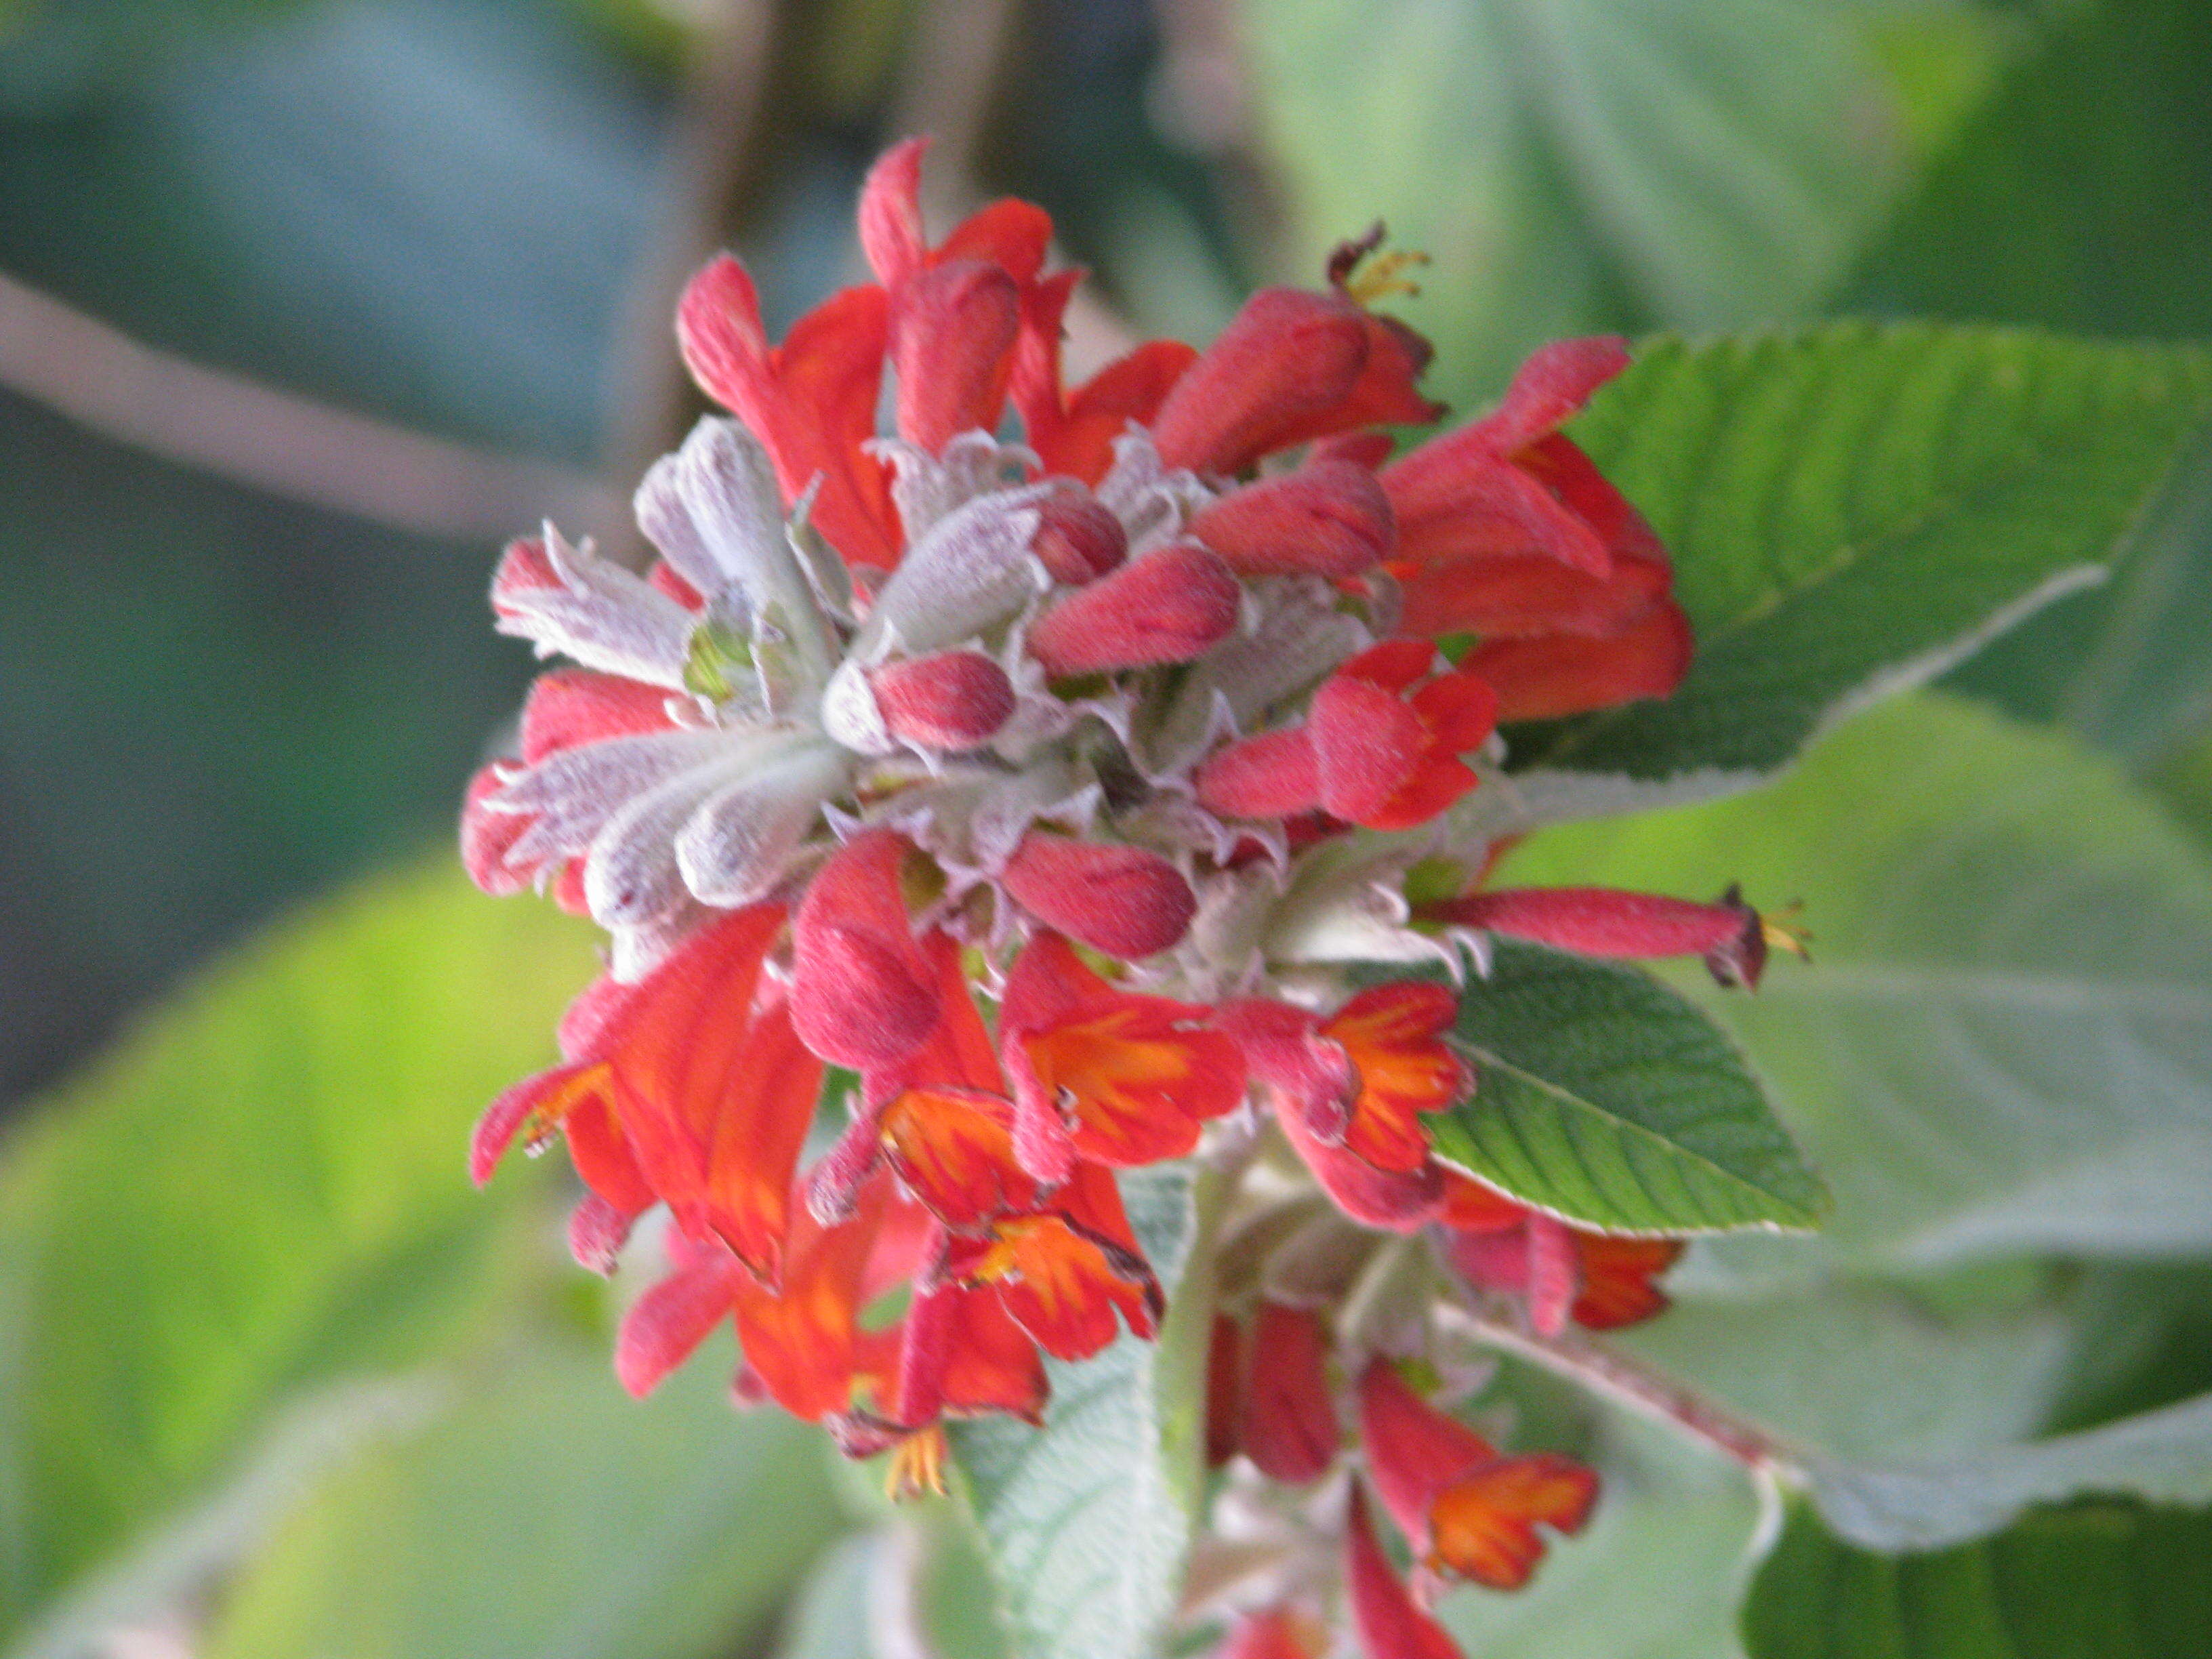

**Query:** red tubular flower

left=869, top=650, right=1017, bottom=750
left=1000, top=833, right=1197, bottom=961
left=1188, top=459, right=1397, bottom=579
left=1192, top=641, right=1499, bottom=832
left=1030, top=489, right=1129, bottom=583
left=1191, top=729, right=1323, bottom=823
left=876, top=1269, right=1049, bottom=1433
left=615, top=1233, right=745, bottom=1399
left=1440, top=1174, right=1682, bottom=1333
left=1357, top=1359, right=1597, bottom=1593
left=471, top=904, right=816, bottom=1282
left=811, top=933, right=1041, bottom=1229
left=789, top=830, right=941, bottom=1069
left=1307, top=641, right=1499, bottom=830
left=892, top=260, right=1021, bottom=454
left=1216, top=1610, right=1328, bottom=1659
left=1242, top=1300, right=1340, bottom=1483
left=1012, top=270, right=1198, bottom=485
left=859, top=137, right=1051, bottom=456
left=1396, top=545, right=1673, bottom=641
left=1220, top=986, right=1460, bottom=1231
left=730, top=1181, right=903, bottom=1421
left=1324, top=982, right=1465, bottom=1176
left=1206, top=1311, right=1244, bottom=1469
left=1024, top=542, right=1242, bottom=678
left=1464, top=604, right=1694, bottom=724
left=676, top=257, right=898, bottom=570
left=1344, top=1486, right=1467, bottom=1659
left=1148, top=288, right=1370, bottom=477
left=1420, top=883, right=1774, bottom=989
left=1000, top=931, right=1247, bottom=1182
left=1382, top=337, right=1633, bottom=580
left=949, top=1162, right=1163, bottom=1360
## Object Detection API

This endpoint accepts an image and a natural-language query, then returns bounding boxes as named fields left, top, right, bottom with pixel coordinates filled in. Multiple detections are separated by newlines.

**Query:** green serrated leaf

left=0, top=859, right=595, bottom=1644
left=948, top=1166, right=1220, bottom=1659
left=1500, top=692, right=2212, bottom=1267
left=1425, top=941, right=1824, bottom=1234
left=1509, top=324, right=2212, bottom=792
left=1741, top=1497, right=2212, bottom=1659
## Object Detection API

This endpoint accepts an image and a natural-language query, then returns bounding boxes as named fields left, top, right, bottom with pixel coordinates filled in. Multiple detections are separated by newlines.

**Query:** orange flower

left=1000, top=931, right=1247, bottom=1182
left=950, top=1164, right=1163, bottom=1361
left=1357, top=1359, right=1596, bottom=1594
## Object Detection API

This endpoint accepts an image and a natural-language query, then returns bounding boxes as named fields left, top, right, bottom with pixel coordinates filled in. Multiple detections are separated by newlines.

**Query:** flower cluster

left=462, top=139, right=1779, bottom=1655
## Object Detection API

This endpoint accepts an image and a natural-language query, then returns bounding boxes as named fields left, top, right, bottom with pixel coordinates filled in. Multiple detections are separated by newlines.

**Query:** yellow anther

left=1345, top=247, right=1431, bottom=305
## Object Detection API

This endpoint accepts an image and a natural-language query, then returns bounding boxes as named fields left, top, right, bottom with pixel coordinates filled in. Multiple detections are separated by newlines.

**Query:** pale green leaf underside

left=198, top=1348, right=845, bottom=1659
left=1500, top=693, right=2212, bottom=1267
left=1430, top=941, right=1824, bottom=1233
left=1810, top=1391, right=2212, bottom=1553
left=1515, top=324, right=2212, bottom=785
left=1742, top=1498, right=2212, bottom=1659
left=949, top=1168, right=1215, bottom=1659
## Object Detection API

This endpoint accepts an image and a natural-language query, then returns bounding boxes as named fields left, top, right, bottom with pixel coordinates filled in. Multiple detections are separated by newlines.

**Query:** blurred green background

left=3, top=0, right=2211, bottom=1656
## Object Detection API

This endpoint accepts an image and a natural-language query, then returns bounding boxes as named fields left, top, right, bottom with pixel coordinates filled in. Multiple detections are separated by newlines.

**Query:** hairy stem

left=1435, top=1300, right=1808, bottom=1483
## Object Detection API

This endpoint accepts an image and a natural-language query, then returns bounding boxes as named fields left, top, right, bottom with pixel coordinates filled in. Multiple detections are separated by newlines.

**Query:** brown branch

left=1437, top=1301, right=1808, bottom=1481
left=0, top=269, right=620, bottom=544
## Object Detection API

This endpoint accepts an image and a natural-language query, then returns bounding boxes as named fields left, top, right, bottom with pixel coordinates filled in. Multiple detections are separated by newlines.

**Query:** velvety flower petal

left=1000, top=834, right=1197, bottom=961
left=790, top=830, right=940, bottom=1071
left=1242, top=1300, right=1339, bottom=1483
left=1189, top=459, right=1395, bottom=579
left=1024, top=542, right=1241, bottom=677
left=1465, top=600, right=1693, bottom=721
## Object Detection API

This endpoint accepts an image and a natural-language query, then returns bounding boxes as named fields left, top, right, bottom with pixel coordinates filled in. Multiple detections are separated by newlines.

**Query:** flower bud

left=1025, top=543, right=1241, bottom=677
left=1031, top=489, right=1129, bottom=583
left=1000, top=833, right=1197, bottom=960
left=1193, top=728, right=1322, bottom=822
left=869, top=650, right=1017, bottom=750
left=1189, top=459, right=1395, bottom=578
left=790, top=830, right=941, bottom=1069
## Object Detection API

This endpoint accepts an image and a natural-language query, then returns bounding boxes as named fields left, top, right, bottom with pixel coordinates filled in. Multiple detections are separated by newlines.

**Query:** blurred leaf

left=1436, top=1409, right=1763, bottom=1659
left=0, top=859, right=594, bottom=1644
left=0, top=0, right=316, bottom=108
left=1245, top=0, right=1923, bottom=403
left=1805, top=1392, right=2212, bottom=1552
left=199, top=1344, right=845, bottom=1659
left=1741, top=1498, right=2212, bottom=1658
left=1500, top=693, right=2212, bottom=1267
left=1509, top=325, right=2212, bottom=798
left=1425, top=942, right=1825, bottom=1233
left=1847, top=0, right=2212, bottom=767
left=773, top=1532, right=878, bottom=1659
left=771, top=1509, right=1010, bottom=1659
left=1621, top=1273, right=2079, bottom=1466
left=949, top=1167, right=1217, bottom=1659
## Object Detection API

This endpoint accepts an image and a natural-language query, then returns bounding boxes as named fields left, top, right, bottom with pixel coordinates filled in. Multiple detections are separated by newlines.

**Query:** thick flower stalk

left=462, top=139, right=1784, bottom=1656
